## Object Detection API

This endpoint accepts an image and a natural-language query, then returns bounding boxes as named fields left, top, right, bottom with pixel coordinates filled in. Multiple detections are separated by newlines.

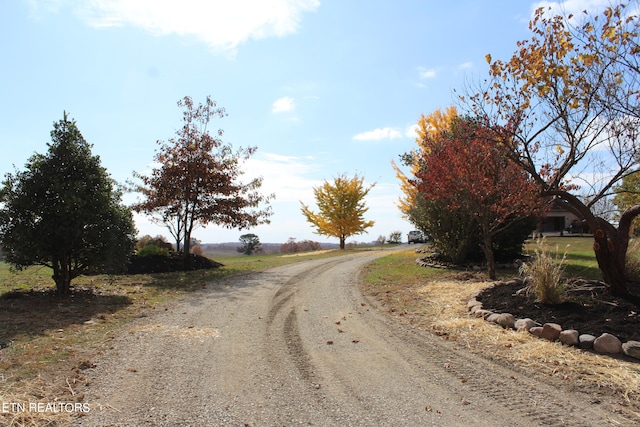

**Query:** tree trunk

left=592, top=238, right=629, bottom=297
left=52, top=257, right=72, bottom=296
left=183, top=232, right=191, bottom=257
left=183, top=228, right=192, bottom=269
left=481, top=232, right=496, bottom=280
left=592, top=207, right=640, bottom=303
left=339, top=235, right=346, bottom=250
left=547, top=192, right=640, bottom=302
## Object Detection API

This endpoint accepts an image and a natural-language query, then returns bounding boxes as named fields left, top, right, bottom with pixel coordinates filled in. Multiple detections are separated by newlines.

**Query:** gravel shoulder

left=74, top=250, right=632, bottom=426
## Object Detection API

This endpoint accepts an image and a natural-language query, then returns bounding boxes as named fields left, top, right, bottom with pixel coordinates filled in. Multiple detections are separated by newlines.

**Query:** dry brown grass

left=361, top=249, right=640, bottom=418
left=0, top=378, right=76, bottom=427
left=0, top=249, right=356, bottom=426
left=0, top=302, right=119, bottom=426
left=0, top=267, right=225, bottom=426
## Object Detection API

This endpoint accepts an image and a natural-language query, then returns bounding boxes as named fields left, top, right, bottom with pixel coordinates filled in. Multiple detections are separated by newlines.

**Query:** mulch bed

left=126, top=253, right=223, bottom=274
left=477, top=280, right=640, bottom=343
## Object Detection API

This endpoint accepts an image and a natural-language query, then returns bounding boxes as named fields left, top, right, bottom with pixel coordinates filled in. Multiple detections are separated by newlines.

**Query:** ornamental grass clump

left=519, top=239, right=567, bottom=304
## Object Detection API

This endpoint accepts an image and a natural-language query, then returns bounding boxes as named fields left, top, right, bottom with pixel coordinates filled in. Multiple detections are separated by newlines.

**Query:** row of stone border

left=467, top=280, right=640, bottom=361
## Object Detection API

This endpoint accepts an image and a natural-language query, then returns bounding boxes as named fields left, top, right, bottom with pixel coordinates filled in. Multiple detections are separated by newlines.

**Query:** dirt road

left=75, top=250, right=629, bottom=426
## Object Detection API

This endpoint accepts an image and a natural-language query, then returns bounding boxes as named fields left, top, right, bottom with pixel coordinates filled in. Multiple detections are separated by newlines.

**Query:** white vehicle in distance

left=407, top=230, right=425, bottom=244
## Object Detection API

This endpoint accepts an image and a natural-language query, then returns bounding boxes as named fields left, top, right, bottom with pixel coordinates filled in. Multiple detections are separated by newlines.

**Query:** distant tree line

left=280, top=238, right=322, bottom=254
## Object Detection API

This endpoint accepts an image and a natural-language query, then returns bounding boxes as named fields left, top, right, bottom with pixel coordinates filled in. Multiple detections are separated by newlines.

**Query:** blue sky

left=0, top=0, right=611, bottom=244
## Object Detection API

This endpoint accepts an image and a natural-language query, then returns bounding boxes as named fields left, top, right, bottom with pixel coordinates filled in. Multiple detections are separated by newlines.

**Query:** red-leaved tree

left=131, top=96, right=273, bottom=260
left=414, top=117, right=543, bottom=279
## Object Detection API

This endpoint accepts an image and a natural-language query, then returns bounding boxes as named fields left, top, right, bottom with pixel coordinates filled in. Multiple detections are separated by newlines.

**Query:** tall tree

left=392, top=106, right=458, bottom=216
left=396, top=107, right=480, bottom=263
left=414, top=116, right=542, bottom=279
left=0, top=113, right=136, bottom=295
left=300, top=174, right=375, bottom=249
left=131, top=96, right=273, bottom=259
left=467, top=3, right=640, bottom=299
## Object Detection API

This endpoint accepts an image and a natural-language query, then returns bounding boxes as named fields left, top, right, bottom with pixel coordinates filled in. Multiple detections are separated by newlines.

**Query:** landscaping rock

left=514, top=318, right=536, bottom=332
left=495, top=313, right=515, bottom=329
left=469, top=304, right=484, bottom=314
left=593, top=333, right=622, bottom=354
left=621, top=340, right=640, bottom=360
left=559, top=329, right=579, bottom=346
left=540, top=323, right=562, bottom=341
left=473, top=309, right=493, bottom=319
left=467, top=299, right=482, bottom=310
left=468, top=290, right=483, bottom=299
left=503, top=278, right=523, bottom=287
left=529, top=326, right=543, bottom=338
left=486, top=313, right=501, bottom=324
left=579, top=334, right=596, bottom=350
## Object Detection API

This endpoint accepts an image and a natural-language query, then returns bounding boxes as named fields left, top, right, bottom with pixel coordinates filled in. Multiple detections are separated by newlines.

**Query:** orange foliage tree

left=392, top=106, right=458, bottom=216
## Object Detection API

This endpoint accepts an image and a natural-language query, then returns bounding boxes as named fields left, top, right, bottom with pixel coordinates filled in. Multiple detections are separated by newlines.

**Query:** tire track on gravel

left=362, top=314, right=632, bottom=426
left=264, top=258, right=345, bottom=393
left=265, top=252, right=635, bottom=426
left=73, top=250, right=635, bottom=426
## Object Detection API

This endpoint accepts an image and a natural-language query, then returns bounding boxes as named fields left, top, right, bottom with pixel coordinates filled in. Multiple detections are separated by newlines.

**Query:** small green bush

left=519, top=239, right=567, bottom=304
left=137, top=244, right=170, bottom=258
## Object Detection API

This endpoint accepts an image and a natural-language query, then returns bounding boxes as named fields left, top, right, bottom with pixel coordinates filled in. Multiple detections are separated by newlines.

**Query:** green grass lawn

left=0, top=247, right=356, bottom=296
left=362, top=236, right=604, bottom=288
left=524, top=236, right=602, bottom=281
left=0, top=238, right=602, bottom=300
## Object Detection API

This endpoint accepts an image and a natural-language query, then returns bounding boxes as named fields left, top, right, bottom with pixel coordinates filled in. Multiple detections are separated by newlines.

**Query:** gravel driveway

left=74, top=249, right=628, bottom=426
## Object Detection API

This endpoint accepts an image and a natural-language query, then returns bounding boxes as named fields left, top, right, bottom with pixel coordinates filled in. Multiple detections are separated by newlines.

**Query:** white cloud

left=272, top=96, right=296, bottom=113
left=243, top=152, right=321, bottom=202
left=62, top=0, right=319, bottom=55
left=353, top=127, right=402, bottom=141
left=418, top=67, right=437, bottom=79
left=458, top=61, right=473, bottom=70
left=366, top=182, right=405, bottom=216
left=405, top=124, right=419, bottom=139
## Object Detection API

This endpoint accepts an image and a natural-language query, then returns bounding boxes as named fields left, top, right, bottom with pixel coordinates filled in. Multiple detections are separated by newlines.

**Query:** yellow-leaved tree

left=467, top=2, right=640, bottom=300
left=300, top=174, right=375, bottom=249
left=391, top=106, right=458, bottom=216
